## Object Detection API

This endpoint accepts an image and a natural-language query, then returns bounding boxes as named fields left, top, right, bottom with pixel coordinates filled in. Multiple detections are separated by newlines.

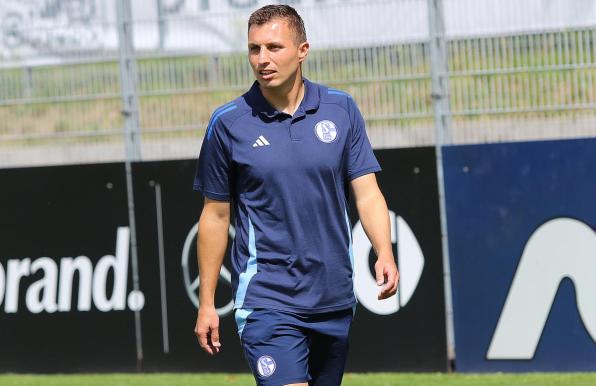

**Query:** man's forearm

left=355, top=190, right=393, bottom=259
left=197, top=214, right=229, bottom=307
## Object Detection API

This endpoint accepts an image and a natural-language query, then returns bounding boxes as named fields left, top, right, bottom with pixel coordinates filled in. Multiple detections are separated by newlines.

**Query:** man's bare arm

left=350, top=173, right=399, bottom=300
left=194, top=197, right=230, bottom=355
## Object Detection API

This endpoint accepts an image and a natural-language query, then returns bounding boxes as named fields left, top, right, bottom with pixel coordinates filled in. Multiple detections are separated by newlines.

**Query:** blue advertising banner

left=444, top=138, right=596, bottom=372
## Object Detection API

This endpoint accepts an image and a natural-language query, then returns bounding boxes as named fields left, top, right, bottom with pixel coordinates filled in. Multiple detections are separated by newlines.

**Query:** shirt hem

left=235, top=300, right=356, bottom=314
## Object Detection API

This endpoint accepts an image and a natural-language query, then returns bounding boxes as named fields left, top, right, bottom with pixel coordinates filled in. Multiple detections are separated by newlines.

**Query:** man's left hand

left=375, top=254, right=399, bottom=300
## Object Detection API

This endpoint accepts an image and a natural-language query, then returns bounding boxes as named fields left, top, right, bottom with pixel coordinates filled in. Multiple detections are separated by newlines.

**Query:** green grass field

left=1, top=373, right=595, bottom=386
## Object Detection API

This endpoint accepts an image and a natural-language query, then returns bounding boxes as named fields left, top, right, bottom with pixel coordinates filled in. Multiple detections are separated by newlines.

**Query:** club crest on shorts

left=314, top=120, right=338, bottom=143
left=256, top=355, right=276, bottom=377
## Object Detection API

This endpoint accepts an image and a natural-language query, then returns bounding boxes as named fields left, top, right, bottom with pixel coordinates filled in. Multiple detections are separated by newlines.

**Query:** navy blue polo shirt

left=193, top=78, right=381, bottom=313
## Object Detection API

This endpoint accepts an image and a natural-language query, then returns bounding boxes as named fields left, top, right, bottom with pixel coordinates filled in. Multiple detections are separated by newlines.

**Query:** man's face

left=248, top=18, right=308, bottom=90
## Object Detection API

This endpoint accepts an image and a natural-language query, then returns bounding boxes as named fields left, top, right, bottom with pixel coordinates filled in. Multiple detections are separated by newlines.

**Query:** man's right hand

left=194, top=306, right=221, bottom=355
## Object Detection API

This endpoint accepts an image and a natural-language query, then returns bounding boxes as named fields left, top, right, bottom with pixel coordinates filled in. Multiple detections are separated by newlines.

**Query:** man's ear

left=298, top=41, right=309, bottom=63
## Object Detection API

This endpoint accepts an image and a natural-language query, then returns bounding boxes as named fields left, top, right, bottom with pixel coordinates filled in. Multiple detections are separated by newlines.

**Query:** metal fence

left=1, top=0, right=595, bottom=168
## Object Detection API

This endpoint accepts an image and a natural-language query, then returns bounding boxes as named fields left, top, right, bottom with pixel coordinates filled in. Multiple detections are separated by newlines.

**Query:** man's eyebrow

left=248, top=40, right=285, bottom=46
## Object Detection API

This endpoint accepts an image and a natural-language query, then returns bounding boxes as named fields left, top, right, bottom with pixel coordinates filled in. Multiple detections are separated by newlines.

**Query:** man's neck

left=260, top=72, right=305, bottom=116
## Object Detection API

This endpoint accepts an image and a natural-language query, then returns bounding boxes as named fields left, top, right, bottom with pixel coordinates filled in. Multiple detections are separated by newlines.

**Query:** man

left=193, top=4, right=398, bottom=386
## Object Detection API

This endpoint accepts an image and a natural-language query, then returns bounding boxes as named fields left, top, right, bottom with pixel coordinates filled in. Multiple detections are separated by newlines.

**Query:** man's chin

left=257, top=79, right=279, bottom=88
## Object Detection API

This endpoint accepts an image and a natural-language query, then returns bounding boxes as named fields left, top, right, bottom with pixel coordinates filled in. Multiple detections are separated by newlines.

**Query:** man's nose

left=258, top=48, right=270, bottom=64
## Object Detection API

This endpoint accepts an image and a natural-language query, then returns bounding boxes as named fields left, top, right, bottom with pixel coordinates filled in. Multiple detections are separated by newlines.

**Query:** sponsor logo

left=256, top=355, right=276, bottom=377
left=353, top=210, right=424, bottom=315
left=182, top=222, right=234, bottom=316
left=314, top=120, right=338, bottom=143
left=487, top=218, right=596, bottom=360
left=0, top=227, right=144, bottom=314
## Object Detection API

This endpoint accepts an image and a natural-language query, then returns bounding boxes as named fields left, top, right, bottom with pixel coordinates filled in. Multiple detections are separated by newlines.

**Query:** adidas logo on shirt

left=252, top=135, right=271, bottom=147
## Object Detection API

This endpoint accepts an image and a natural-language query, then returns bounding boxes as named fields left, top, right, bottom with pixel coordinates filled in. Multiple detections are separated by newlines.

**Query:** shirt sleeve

left=347, top=97, right=381, bottom=180
left=193, top=116, right=232, bottom=201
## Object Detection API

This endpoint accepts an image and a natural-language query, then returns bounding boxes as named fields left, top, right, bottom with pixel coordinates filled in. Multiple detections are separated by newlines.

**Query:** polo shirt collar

left=301, top=78, right=321, bottom=112
left=248, top=77, right=320, bottom=119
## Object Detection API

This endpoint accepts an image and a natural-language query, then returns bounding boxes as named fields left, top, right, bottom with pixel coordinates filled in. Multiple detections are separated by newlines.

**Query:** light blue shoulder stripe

left=206, top=102, right=234, bottom=129
left=328, top=88, right=351, bottom=98
left=206, top=103, right=237, bottom=140
left=212, top=101, right=236, bottom=119
left=234, top=308, right=254, bottom=337
left=234, top=215, right=258, bottom=308
left=213, top=101, right=235, bottom=115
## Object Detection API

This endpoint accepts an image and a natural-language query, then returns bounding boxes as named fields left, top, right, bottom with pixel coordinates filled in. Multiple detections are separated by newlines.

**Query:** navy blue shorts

left=235, top=308, right=354, bottom=386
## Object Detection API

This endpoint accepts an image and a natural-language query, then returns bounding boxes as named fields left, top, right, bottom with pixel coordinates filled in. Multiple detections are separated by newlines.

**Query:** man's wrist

left=198, top=304, right=216, bottom=313
left=376, top=250, right=395, bottom=261
left=198, top=295, right=216, bottom=309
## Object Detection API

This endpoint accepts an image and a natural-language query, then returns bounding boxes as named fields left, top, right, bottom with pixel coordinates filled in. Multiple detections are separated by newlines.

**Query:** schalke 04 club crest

left=314, top=120, right=338, bottom=143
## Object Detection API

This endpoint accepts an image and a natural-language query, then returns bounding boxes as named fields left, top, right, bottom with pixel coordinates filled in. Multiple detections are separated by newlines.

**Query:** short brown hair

left=248, top=4, right=307, bottom=45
